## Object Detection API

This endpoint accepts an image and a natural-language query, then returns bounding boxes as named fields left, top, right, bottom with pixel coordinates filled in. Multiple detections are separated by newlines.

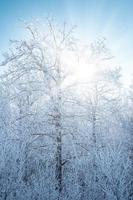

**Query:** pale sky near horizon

left=0, top=0, right=133, bottom=85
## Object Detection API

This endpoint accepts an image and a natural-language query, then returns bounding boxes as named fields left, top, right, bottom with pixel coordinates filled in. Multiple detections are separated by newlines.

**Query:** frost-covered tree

left=0, top=19, right=132, bottom=200
left=0, top=18, right=79, bottom=199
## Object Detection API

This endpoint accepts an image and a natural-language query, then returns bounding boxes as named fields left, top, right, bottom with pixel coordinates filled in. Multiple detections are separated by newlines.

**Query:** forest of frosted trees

left=0, top=19, right=132, bottom=200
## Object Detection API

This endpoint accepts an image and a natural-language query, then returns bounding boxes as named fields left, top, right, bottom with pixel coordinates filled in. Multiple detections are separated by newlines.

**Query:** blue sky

left=0, top=0, right=133, bottom=84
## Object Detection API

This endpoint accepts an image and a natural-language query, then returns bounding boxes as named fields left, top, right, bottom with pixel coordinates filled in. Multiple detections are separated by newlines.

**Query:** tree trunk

left=92, top=114, right=96, bottom=145
left=54, top=106, right=63, bottom=199
left=55, top=129, right=62, bottom=193
left=55, top=64, right=63, bottom=198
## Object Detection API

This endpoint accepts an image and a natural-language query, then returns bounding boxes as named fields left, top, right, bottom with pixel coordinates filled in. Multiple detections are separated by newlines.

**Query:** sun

left=61, top=49, right=96, bottom=84
left=75, top=57, right=96, bottom=82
